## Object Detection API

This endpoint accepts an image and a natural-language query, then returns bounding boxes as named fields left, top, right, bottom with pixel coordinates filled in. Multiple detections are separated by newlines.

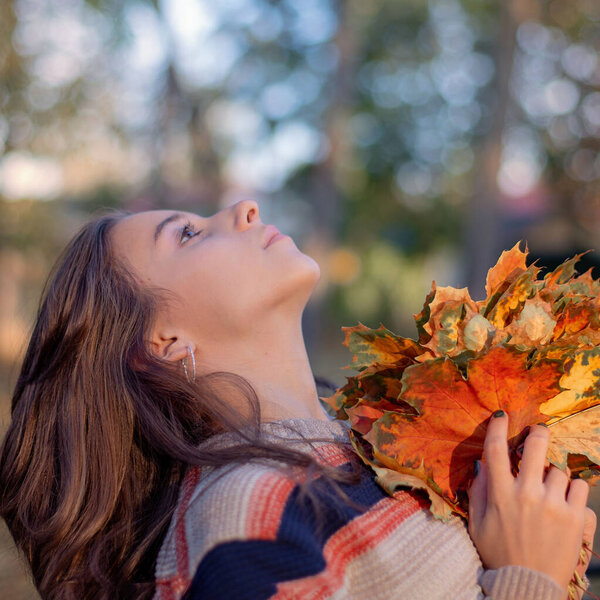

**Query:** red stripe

left=154, top=466, right=202, bottom=598
left=176, top=467, right=201, bottom=581
left=272, top=491, right=427, bottom=599
left=312, top=443, right=353, bottom=467
left=246, top=472, right=296, bottom=539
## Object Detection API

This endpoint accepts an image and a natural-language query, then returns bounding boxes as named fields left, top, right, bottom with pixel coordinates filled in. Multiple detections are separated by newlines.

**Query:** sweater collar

left=198, top=417, right=351, bottom=451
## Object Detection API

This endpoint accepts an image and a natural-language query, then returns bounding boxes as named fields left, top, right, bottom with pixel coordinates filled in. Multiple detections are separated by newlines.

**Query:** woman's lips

left=265, top=232, right=289, bottom=248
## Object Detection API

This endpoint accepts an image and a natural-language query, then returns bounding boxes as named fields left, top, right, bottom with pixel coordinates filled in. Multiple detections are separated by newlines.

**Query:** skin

left=470, top=415, right=597, bottom=599
left=110, top=199, right=330, bottom=423
left=112, top=199, right=596, bottom=594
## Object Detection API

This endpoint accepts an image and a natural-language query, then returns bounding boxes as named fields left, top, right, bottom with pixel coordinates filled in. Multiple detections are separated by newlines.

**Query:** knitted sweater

left=153, top=418, right=567, bottom=600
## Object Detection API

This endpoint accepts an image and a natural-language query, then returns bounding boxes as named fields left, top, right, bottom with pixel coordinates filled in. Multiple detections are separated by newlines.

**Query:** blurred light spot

left=288, top=0, right=338, bottom=46
left=163, top=0, right=216, bottom=47
left=567, top=148, right=598, bottom=182
left=250, top=6, right=283, bottom=41
left=217, top=0, right=261, bottom=26
left=328, top=247, right=361, bottom=285
left=581, top=92, right=600, bottom=130
left=430, top=57, right=477, bottom=106
left=271, top=121, right=324, bottom=165
left=287, top=69, right=322, bottom=105
left=260, top=82, right=301, bottom=120
left=395, top=162, right=433, bottom=197
left=8, top=114, right=33, bottom=146
left=442, top=142, right=474, bottom=175
left=562, top=44, right=598, bottom=81
left=124, top=3, right=168, bottom=77
left=543, top=78, right=579, bottom=115
left=398, top=69, right=435, bottom=106
left=0, top=152, right=63, bottom=200
left=498, top=126, right=544, bottom=197
left=497, top=157, right=540, bottom=197
left=206, top=100, right=265, bottom=145
left=305, top=44, right=339, bottom=74
left=25, top=82, right=61, bottom=112
left=31, top=51, right=84, bottom=87
left=414, top=129, right=444, bottom=163
left=178, top=32, right=244, bottom=88
left=517, top=22, right=551, bottom=54
left=444, top=104, right=481, bottom=133
left=466, top=53, right=495, bottom=86
left=348, top=113, right=382, bottom=147
left=429, top=0, right=474, bottom=55
left=517, top=22, right=566, bottom=57
left=225, top=121, right=324, bottom=191
left=548, top=115, right=579, bottom=149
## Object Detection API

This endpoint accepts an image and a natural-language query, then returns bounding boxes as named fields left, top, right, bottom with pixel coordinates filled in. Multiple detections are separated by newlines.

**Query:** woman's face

left=110, top=200, right=320, bottom=359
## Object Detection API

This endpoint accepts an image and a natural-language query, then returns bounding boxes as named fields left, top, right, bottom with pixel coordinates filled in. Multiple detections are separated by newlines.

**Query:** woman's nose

left=232, top=199, right=260, bottom=230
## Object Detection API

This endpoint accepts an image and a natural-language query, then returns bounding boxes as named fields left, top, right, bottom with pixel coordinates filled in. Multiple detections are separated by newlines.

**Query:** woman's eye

left=179, top=223, right=201, bottom=244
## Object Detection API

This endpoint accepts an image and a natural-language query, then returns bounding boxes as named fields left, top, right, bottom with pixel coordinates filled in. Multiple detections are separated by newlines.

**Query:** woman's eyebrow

left=154, top=213, right=185, bottom=244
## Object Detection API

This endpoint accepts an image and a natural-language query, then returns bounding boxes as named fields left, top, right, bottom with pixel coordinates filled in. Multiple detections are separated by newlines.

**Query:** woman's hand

left=467, top=410, right=597, bottom=597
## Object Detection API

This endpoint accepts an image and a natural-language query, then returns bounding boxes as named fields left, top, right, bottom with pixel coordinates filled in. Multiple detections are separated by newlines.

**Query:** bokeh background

left=1, top=0, right=600, bottom=597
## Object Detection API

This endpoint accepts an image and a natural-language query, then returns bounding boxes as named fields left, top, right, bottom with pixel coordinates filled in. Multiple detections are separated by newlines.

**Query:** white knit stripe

left=155, top=464, right=269, bottom=582
left=181, top=465, right=272, bottom=578
left=323, top=509, right=483, bottom=600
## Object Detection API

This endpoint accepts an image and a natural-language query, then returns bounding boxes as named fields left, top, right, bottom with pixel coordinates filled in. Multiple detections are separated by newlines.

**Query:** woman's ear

left=149, top=323, right=193, bottom=364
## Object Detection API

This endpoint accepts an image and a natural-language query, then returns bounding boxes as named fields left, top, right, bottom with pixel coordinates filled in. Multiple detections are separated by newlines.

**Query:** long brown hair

left=0, top=212, right=362, bottom=599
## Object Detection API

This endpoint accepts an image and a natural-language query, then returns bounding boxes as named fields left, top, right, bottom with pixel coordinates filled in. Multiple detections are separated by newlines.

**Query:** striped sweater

left=153, top=418, right=567, bottom=600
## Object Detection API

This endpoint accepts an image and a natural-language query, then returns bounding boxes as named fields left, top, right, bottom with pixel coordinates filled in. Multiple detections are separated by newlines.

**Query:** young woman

left=0, top=199, right=596, bottom=600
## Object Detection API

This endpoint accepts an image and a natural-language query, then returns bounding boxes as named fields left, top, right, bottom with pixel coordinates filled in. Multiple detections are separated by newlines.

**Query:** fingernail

left=474, top=460, right=480, bottom=476
left=492, top=410, right=506, bottom=418
left=537, top=422, right=548, bottom=427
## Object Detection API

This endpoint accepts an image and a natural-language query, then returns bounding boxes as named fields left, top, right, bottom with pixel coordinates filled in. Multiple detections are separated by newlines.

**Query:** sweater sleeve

left=480, top=566, right=566, bottom=600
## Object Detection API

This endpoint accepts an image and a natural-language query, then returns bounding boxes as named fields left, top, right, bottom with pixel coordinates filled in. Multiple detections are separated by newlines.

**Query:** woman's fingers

left=468, top=460, right=487, bottom=531
left=483, top=411, right=512, bottom=499
left=543, top=465, right=569, bottom=497
left=517, top=424, right=550, bottom=484
left=567, top=478, right=591, bottom=508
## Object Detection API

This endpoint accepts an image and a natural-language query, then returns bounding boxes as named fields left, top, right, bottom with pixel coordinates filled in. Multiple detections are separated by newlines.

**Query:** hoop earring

left=182, top=345, right=196, bottom=383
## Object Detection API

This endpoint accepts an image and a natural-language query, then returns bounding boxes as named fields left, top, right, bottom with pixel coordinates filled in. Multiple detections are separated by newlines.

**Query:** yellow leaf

left=541, top=348, right=600, bottom=419
left=547, top=405, right=600, bottom=470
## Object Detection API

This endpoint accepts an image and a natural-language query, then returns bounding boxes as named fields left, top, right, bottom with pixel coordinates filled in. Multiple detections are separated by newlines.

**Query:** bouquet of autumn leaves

left=320, top=243, right=600, bottom=523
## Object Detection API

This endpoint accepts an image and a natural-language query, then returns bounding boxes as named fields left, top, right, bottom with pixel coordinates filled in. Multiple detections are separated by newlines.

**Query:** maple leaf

left=485, top=266, right=541, bottom=329
left=348, top=429, right=456, bottom=520
left=417, top=285, right=480, bottom=358
left=463, top=314, right=496, bottom=353
left=484, top=241, right=529, bottom=301
left=547, top=406, right=600, bottom=470
left=505, top=298, right=556, bottom=347
left=362, top=346, right=563, bottom=513
left=340, top=322, right=421, bottom=371
left=541, top=348, right=600, bottom=420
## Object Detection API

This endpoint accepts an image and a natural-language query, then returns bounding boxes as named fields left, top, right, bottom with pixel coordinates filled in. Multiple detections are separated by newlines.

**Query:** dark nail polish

left=492, top=410, right=506, bottom=418
left=537, top=422, right=548, bottom=428
left=474, top=460, right=480, bottom=476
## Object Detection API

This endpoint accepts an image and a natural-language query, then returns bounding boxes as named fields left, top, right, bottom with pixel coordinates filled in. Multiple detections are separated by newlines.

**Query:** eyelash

left=179, top=221, right=202, bottom=244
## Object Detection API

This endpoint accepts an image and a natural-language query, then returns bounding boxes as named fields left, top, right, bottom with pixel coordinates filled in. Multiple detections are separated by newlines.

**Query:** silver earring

left=182, top=344, right=196, bottom=383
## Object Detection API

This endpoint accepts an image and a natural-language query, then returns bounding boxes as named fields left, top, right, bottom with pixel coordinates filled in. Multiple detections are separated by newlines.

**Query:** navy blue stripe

left=183, top=538, right=324, bottom=600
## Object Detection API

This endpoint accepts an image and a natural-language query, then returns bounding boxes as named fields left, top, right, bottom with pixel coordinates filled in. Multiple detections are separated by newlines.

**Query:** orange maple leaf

left=363, top=345, right=563, bottom=507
